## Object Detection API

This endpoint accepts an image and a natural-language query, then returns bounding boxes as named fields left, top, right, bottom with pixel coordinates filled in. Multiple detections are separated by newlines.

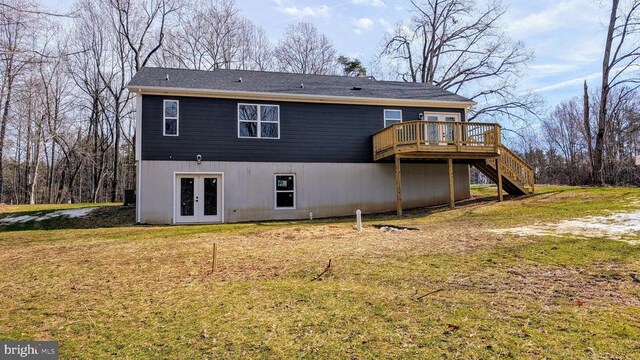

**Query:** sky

left=42, top=0, right=612, bottom=114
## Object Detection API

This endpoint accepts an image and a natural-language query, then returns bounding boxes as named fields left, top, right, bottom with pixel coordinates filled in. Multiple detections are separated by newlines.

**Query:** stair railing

left=496, top=145, right=535, bottom=192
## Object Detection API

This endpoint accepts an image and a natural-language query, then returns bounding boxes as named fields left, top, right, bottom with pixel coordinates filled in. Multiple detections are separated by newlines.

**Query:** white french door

left=175, top=174, right=222, bottom=223
left=423, top=112, right=460, bottom=145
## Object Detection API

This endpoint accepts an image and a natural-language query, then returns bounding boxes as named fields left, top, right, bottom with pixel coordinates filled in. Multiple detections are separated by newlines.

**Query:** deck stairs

left=472, top=145, right=534, bottom=195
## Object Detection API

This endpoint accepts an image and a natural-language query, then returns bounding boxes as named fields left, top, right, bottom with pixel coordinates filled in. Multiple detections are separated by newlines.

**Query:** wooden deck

left=372, top=120, right=501, bottom=161
left=372, top=120, right=535, bottom=215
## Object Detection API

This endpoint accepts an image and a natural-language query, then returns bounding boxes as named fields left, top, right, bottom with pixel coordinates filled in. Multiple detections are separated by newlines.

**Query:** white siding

left=138, top=161, right=471, bottom=224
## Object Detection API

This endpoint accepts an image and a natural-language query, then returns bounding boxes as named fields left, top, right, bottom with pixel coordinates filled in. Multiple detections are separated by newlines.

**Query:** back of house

left=127, top=67, right=523, bottom=224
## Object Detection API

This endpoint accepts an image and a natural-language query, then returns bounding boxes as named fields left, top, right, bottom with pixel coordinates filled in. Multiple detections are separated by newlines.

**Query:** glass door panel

left=203, top=177, right=218, bottom=216
left=180, top=177, right=195, bottom=216
left=444, top=116, right=456, bottom=144
left=426, top=115, right=439, bottom=145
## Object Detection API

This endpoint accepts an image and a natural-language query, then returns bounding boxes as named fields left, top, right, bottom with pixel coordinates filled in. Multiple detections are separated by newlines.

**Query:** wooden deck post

left=448, top=158, right=455, bottom=209
left=395, top=155, right=402, bottom=216
left=496, top=158, right=504, bottom=202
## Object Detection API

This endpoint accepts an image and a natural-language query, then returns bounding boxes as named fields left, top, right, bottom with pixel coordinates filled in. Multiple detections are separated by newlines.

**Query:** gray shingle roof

left=127, top=67, right=474, bottom=104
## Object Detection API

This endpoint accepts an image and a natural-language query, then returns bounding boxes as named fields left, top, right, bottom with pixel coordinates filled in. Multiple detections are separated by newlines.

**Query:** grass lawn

left=1, top=186, right=640, bottom=358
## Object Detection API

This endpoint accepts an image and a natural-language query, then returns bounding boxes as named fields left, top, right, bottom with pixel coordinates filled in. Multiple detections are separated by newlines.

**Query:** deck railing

left=373, top=120, right=502, bottom=159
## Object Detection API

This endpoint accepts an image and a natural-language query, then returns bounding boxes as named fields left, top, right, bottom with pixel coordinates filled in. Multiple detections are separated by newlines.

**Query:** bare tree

left=108, top=0, right=175, bottom=71
left=593, top=0, right=640, bottom=184
left=601, top=87, right=640, bottom=184
left=0, top=2, right=77, bottom=18
left=378, top=0, right=537, bottom=122
left=159, top=0, right=271, bottom=71
left=98, top=22, right=131, bottom=203
left=275, top=22, right=337, bottom=75
left=69, top=0, right=112, bottom=202
left=583, top=81, right=593, bottom=177
left=0, top=0, right=39, bottom=202
left=236, top=19, right=273, bottom=71
left=100, top=0, right=175, bottom=201
left=535, top=84, right=640, bottom=186
left=542, top=99, right=588, bottom=184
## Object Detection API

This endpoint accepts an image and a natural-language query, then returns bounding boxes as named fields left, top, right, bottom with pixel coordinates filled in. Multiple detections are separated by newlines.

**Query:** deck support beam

left=447, top=158, right=455, bottom=209
left=395, top=155, right=402, bottom=216
left=496, top=158, right=503, bottom=202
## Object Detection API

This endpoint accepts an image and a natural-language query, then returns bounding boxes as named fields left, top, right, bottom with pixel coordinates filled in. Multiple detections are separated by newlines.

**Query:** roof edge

left=127, top=85, right=477, bottom=108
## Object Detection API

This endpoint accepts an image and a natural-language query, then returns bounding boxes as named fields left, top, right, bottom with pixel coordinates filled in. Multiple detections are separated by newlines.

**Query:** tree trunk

left=29, top=119, right=44, bottom=205
left=110, top=109, right=120, bottom=203
left=92, top=109, right=99, bottom=201
left=23, top=108, right=32, bottom=204
left=47, top=142, right=56, bottom=203
left=30, top=156, right=41, bottom=205
left=593, top=0, right=619, bottom=185
left=67, top=159, right=83, bottom=203
left=583, top=81, right=593, bottom=179
left=0, top=58, right=14, bottom=203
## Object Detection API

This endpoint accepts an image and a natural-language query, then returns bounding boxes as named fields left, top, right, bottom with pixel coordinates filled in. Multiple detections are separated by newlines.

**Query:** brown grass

left=1, top=186, right=640, bottom=358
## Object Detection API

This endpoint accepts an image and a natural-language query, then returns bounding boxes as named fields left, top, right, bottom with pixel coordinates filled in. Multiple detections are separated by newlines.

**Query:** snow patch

left=0, top=207, right=97, bottom=225
left=493, top=209, right=640, bottom=245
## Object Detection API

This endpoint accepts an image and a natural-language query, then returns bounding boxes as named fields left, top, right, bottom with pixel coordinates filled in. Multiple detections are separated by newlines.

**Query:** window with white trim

left=163, top=100, right=179, bottom=136
left=238, top=103, right=280, bottom=138
left=275, top=174, right=295, bottom=209
left=384, top=109, right=402, bottom=127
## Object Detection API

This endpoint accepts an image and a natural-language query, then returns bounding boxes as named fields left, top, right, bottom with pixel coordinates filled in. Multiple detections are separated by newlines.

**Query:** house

left=127, top=67, right=534, bottom=224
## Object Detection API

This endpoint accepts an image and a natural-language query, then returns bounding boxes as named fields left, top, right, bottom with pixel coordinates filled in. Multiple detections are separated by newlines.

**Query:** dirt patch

left=500, top=263, right=640, bottom=307
left=492, top=209, right=640, bottom=245
left=417, top=262, right=640, bottom=308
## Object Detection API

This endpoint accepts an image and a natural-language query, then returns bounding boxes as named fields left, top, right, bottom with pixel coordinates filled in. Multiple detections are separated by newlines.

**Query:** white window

left=238, top=103, right=280, bottom=138
left=275, top=174, right=295, bottom=209
left=384, top=109, right=402, bottom=127
left=163, top=100, right=179, bottom=136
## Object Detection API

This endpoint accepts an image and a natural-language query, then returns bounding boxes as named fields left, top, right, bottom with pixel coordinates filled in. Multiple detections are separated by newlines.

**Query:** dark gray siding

left=141, top=95, right=465, bottom=163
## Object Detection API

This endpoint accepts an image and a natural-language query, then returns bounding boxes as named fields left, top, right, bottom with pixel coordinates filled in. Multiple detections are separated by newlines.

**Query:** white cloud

left=351, top=0, right=385, bottom=7
left=353, top=17, right=374, bottom=34
left=506, top=0, right=598, bottom=37
left=378, top=18, right=395, bottom=32
left=280, top=4, right=330, bottom=17
left=561, top=39, right=604, bottom=64
left=529, top=63, right=578, bottom=75
left=531, top=71, right=601, bottom=93
left=531, top=64, right=640, bottom=93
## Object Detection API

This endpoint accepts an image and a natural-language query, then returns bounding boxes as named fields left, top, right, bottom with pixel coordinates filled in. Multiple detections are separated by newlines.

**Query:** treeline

left=517, top=0, right=640, bottom=186
left=1, top=0, right=639, bottom=205
left=0, top=0, right=363, bottom=205
left=523, top=86, right=640, bottom=185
